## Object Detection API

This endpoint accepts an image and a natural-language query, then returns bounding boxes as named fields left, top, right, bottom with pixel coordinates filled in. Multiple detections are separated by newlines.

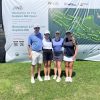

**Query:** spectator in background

left=42, top=30, right=53, bottom=81
left=63, top=31, right=78, bottom=82
left=52, top=31, right=63, bottom=82
left=28, top=24, right=43, bottom=84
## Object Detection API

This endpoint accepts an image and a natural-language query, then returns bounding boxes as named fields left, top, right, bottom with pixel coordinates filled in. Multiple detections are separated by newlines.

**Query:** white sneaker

left=56, top=77, right=61, bottom=82
left=44, top=76, right=48, bottom=81
left=65, top=77, right=69, bottom=82
left=53, top=75, right=57, bottom=80
left=31, top=77, right=35, bottom=84
left=47, top=76, right=50, bottom=80
left=38, top=76, right=43, bottom=81
left=69, top=77, right=72, bottom=82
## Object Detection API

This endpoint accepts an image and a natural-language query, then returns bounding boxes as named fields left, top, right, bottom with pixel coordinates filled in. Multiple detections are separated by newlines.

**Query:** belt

left=33, top=50, right=42, bottom=52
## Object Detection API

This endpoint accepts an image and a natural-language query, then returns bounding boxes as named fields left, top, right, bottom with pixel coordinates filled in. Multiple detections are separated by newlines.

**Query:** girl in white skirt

left=63, top=32, right=78, bottom=82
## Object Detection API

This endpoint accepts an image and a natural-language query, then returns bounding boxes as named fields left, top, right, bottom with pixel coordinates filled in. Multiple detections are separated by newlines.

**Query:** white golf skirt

left=63, top=56, right=74, bottom=62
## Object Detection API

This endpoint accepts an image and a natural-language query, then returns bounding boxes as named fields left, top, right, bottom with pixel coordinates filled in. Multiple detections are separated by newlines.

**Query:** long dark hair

left=65, top=32, right=77, bottom=49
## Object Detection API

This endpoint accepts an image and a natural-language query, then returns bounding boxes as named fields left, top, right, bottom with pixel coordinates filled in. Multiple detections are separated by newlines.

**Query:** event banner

left=2, top=0, right=48, bottom=62
left=2, top=0, right=100, bottom=62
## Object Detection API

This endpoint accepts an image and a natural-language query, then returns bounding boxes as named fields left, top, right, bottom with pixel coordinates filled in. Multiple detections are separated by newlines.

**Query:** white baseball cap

left=55, top=31, right=60, bottom=34
left=34, top=23, right=40, bottom=28
left=44, top=30, right=50, bottom=34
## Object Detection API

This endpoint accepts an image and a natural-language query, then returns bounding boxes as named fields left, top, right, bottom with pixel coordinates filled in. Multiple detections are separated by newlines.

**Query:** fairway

left=0, top=61, right=100, bottom=100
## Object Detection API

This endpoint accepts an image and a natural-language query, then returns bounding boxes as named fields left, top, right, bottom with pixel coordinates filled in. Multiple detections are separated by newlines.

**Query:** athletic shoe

left=44, top=76, right=48, bottom=81
left=38, top=76, right=43, bottom=81
left=69, top=77, right=72, bottom=82
left=65, top=77, right=69, bottom=82
left=53, top=75, right=57, bottom=80
left=47, top=75, right=50, bottom=80
left=56, top=77, right=61, bottom=82
left=31, top=77, right=35, bottom=84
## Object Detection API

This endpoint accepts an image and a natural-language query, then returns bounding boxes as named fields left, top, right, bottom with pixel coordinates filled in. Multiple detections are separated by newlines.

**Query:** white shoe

left=65, top=77, right=69, bottom=82
left=31, top=77, right=35, bottom=84
left=38, top=76, right=43, bottom=81
left=56, top=77, right=61, bottom=82
left=44, top=76, right=48, bottom=81
left=69, top=77, right=72, bottom=82
left=53, top=75, right=57, bottom=80
left=47, top=76, right=50, bottom=80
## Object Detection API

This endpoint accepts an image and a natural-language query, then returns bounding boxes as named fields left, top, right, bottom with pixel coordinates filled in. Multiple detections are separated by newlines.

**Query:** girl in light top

left=42, top=30, right=53, bottom=80
left=63, top=32, right=78, bottom=82
left=52, top=31, right=63, bottom=82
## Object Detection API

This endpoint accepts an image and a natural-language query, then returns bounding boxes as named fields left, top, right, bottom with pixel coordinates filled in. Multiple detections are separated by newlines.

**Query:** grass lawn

left=0, top=61, right=100, bottom=100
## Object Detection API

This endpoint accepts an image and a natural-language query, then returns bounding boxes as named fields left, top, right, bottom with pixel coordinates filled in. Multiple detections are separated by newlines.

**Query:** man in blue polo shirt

left=28, top=24, right=43, bottom=83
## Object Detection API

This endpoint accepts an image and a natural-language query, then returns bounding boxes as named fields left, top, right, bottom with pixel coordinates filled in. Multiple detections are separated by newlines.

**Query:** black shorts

left=43, top=49, right=53, bottom=61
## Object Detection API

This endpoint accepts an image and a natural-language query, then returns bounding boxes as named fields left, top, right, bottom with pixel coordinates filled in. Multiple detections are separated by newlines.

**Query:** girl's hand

left=72, top=55, right=76, bottom=60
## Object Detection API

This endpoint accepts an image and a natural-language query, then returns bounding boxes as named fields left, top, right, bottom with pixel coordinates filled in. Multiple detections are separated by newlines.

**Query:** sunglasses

left=34, top=27, right=40, bottom=29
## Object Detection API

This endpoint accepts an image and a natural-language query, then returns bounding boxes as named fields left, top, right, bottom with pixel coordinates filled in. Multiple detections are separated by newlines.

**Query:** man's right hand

left=29, top=53, right=32, bottom=59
